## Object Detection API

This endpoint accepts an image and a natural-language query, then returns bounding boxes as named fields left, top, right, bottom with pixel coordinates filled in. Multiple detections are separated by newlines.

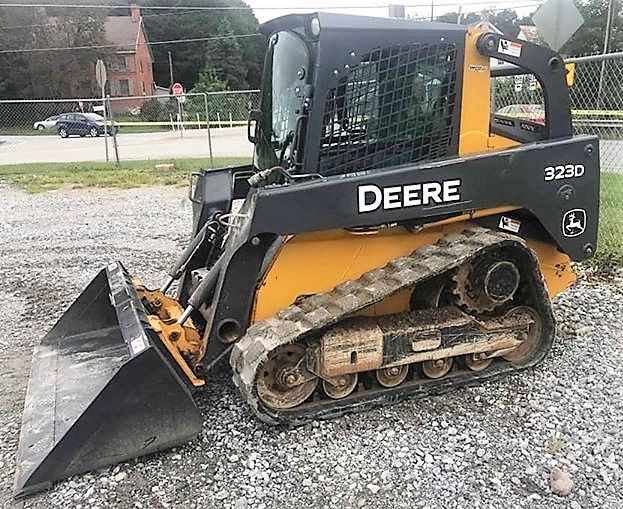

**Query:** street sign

left=532, top=0, right=584, bottom=52
left=95, top=59, right=109, bottom=162
left=172, top=82, right=184, bottom=96
left=95, top=59, right=107, bottom=88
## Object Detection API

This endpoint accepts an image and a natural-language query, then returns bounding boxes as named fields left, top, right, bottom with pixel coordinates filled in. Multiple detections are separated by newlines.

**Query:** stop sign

left=172, top=82, right=183, bottom=96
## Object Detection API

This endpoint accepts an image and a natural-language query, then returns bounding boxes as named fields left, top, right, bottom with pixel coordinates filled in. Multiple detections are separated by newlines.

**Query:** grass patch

left=114, top=124, right=172, bottom=133
left=592, top=171, right=623, bottom=269
left=0, top=158, right=250, bottom=193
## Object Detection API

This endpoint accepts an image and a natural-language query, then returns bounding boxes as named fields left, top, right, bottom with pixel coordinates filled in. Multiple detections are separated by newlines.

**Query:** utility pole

left=598, top=0, right=617, bottom=106
left=603, top=0, right=616, bottom=55
left=168, top=51, right=174, bottom=88
left=430, top=0, right=434, bottom=21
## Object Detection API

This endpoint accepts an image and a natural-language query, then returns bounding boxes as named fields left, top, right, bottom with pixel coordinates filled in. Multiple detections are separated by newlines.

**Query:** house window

left=109, top=55, right=128, bottom=71
left=141, top=81, right=146, bottom=94
left=119, top=79, right=131, bottom=96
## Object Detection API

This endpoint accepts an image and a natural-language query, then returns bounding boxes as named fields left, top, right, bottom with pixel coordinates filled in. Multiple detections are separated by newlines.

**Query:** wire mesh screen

left=318, top=42, right=458, bottom=176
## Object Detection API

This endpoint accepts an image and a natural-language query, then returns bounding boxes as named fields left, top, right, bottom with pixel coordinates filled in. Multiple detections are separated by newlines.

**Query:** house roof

left=104, top=16, right=141, bottom=52
left=470, top=20, right=503, bottom=34
left=518, top=25, right=540, bottom=43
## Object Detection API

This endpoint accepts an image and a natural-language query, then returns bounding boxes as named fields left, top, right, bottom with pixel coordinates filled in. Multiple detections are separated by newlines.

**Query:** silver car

left=33, top=115, right=60, bottom=130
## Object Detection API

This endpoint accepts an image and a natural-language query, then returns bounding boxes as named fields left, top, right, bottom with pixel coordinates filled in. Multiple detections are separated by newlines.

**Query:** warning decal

left=498, top=39, right=523, bottom=58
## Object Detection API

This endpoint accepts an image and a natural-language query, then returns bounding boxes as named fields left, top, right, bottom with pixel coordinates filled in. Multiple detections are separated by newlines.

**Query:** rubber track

left=230, top=227, right=554, bottom=425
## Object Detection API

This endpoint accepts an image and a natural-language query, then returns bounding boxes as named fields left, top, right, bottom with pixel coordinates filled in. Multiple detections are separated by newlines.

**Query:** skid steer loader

left=15, top=13, right=599, bottom=496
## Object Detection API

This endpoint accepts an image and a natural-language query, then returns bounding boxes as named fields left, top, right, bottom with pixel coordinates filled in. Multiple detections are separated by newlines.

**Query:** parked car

left=56, top=113, right=116, bottom=138
left=33, top=115, right=61, bottom=130
left=495, top=104, right=545, bottom=125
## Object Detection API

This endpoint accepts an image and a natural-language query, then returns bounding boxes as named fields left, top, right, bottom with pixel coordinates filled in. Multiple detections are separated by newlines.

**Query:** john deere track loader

left=15, top=13, right=599, bottom=496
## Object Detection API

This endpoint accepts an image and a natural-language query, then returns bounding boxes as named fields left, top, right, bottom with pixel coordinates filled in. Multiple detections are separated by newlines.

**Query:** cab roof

left=260, top=12, right=467, bottom=37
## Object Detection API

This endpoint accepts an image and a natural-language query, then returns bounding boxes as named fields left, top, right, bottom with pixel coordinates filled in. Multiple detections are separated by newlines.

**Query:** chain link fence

left=492, top=52, right=623, bottom=264
left=0, top=90, right=260, bottom=164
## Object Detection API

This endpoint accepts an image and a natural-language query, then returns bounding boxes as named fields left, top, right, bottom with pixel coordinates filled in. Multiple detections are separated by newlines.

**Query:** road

left=1, top=128, right=621, bottom=172
left=0, top=126, right=252, bottom=165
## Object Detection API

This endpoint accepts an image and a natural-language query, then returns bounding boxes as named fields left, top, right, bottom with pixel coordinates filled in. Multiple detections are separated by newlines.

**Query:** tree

left=140, top=0, right=265, bottom=90
left=436, top=1, right=622, bottom=57
left=0, top=0, right=264, bottom=99
left=562, top=0, right=623, bottom=56
left=435, top=9, right=525, bottom=37
left=0, top=5, right=111, bottom=99
left=0, top=7, right=34, bottom=98
left=190, top=70, right=228, bottom=94
left=203, top=17, right=248, bottom=89
left=435, top=11, right=481, bottom=25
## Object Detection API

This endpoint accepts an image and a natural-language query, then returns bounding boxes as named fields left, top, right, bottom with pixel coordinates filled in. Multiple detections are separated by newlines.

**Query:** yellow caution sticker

left=565, top=62, right=576, bottom=87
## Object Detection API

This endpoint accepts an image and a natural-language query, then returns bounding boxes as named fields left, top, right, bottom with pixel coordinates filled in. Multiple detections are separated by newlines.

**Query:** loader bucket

left=14, top=262, right=203, bottom=497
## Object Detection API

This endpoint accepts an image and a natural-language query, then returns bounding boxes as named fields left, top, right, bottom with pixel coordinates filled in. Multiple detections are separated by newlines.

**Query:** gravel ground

left=0, top=184, right=621, bottom=509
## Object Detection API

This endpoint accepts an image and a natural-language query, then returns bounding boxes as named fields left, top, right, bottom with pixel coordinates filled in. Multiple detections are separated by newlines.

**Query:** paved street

left=0, top=126, right=253, bottom=165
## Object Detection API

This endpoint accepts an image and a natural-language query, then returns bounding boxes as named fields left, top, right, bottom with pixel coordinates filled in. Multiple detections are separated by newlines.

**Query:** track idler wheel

left=257, top=345, right=318, bottom=410
left=502, top=306, right=543, bottom=365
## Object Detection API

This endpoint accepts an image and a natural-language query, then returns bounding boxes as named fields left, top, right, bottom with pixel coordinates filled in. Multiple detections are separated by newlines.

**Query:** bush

left=139, top=98, right=168, bottom=122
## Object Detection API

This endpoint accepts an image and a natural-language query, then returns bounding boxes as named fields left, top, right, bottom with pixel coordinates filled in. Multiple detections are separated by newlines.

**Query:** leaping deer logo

left=562, top=209, right=586, bottom=238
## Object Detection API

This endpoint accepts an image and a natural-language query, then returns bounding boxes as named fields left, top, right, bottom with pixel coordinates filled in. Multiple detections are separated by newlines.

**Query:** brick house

left=103, top=5, right=155, bottom=110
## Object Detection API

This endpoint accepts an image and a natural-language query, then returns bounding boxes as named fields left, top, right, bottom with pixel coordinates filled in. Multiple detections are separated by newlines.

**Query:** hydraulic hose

left=160, top=216, right=222, bottom=293
left=178, top=255, right=224, bottom=325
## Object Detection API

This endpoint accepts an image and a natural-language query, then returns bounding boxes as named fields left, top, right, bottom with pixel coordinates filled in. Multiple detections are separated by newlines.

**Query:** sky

left=245, top=0, right=541, bottom=24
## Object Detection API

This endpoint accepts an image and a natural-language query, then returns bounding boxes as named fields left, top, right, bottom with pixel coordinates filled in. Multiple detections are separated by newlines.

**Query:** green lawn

left=594, top=172, right=623, bottom=268
left=0, top=158, right=250, bottom=193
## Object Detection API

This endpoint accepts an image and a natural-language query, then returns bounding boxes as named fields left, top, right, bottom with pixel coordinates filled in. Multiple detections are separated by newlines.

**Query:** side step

left=14, top=263, right=203, bottom=497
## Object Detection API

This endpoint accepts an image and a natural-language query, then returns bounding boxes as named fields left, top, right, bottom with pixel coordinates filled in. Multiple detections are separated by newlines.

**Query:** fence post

left=203, top=93, right=214, bottom=167
left=178, top=100, right=184, bottom=138
left=101, top=95, right=109, bottom=163
left=106, top=95, right=120, bottom=166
